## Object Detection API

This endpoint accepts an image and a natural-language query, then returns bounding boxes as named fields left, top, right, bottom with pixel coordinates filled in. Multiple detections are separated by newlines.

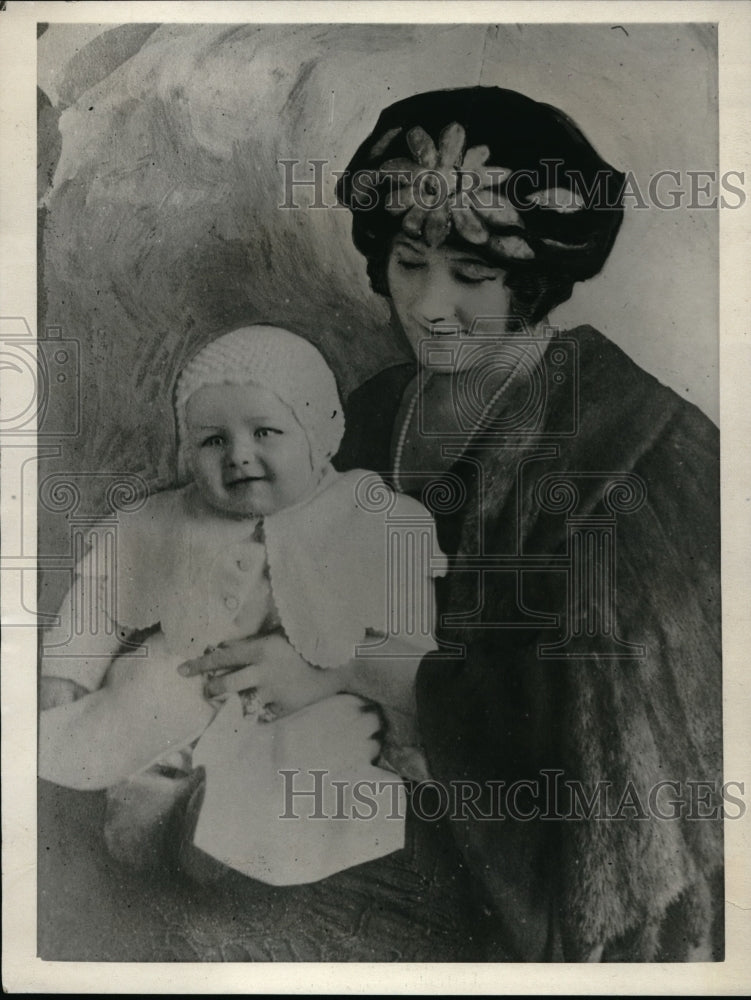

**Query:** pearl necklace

left=393, top=361, right=520, bottom=494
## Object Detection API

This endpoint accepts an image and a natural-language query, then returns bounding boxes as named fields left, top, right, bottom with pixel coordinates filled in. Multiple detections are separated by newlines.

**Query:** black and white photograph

left=2, top=1, right=750, bottom=993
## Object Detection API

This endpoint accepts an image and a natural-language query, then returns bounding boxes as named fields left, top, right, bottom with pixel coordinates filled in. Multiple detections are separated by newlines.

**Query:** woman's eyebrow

left=447, top=254, right=496, bottom=266
left=393, top=238, right=425, bottom=254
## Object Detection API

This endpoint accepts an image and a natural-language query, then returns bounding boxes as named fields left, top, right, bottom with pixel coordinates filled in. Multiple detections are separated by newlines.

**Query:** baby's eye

left=201, top=434, right=225, bottom=448
left=254, top=427, right=282, bottom=439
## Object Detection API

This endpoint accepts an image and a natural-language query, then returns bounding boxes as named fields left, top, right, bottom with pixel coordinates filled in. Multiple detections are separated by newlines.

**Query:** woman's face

left=386, top=236, right=513, bottom=366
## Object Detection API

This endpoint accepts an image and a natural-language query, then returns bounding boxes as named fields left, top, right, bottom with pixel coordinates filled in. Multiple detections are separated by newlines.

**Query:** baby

left=39, top=326, right=445, bottom=885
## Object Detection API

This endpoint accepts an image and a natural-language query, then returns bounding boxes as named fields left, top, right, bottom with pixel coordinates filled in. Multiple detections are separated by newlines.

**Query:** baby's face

left=185, top=383, right=317, bottom=517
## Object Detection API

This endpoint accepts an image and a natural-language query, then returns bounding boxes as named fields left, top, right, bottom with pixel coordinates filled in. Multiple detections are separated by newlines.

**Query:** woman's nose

left=417, top=277, right=456, bottom=329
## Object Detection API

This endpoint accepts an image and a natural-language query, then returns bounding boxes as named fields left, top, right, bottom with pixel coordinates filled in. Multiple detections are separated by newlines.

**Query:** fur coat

left=335, top=325, right=723, bottom=961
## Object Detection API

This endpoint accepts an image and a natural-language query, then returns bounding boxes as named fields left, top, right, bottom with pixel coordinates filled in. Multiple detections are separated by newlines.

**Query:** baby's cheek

left=193, top=459, right=221, bottom=497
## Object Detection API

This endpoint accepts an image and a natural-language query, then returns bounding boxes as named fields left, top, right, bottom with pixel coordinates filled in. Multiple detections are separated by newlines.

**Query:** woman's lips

left=417, top=322, right=467, bottom=337
left=225, top=476, right=266, bottom=488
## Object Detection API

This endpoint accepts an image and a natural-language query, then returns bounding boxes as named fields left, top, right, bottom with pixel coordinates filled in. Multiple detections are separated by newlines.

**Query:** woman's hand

left=40, top=676, right=89, bottom=711
left=178, top=633, right=344, bottom=717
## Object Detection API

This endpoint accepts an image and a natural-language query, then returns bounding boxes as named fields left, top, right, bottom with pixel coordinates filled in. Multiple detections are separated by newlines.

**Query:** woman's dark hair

left=337, top=87, right=625, bottom=324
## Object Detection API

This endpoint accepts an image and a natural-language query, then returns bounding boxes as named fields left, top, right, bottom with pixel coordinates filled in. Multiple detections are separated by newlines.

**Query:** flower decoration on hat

left=374, top=122, right=585, bottom=260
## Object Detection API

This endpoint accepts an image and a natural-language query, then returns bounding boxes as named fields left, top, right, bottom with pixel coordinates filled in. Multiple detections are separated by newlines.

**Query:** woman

left=186, top=87, right=722, bottom=961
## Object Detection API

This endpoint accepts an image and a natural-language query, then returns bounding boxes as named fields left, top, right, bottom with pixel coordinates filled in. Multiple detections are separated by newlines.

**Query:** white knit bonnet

left=174, top=325, right=345, bottom=483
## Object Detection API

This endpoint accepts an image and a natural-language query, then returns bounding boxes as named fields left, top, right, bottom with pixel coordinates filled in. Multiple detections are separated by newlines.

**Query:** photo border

left=2, top=1, right=749, bottom=993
